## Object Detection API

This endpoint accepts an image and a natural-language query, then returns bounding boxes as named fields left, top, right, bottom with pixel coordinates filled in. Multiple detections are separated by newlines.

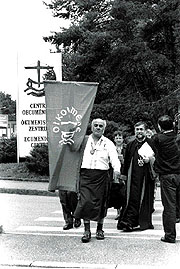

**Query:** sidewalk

left=0, top=177, right=161, bottom=200
left=0, top=178, right=57, bottom=196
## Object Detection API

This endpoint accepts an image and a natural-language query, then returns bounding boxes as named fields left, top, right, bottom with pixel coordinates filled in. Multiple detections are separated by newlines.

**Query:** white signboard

left=17, top=51, right=62, bottom=158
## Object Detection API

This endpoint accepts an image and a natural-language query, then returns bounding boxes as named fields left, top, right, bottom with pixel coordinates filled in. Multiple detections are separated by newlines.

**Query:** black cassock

left=121, top=138, right=155, bottom=230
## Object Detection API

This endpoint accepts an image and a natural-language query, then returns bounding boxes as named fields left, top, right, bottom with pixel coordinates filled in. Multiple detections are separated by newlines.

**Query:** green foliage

left=44, top=0, right=180, bottom=129
left=43, top=69, right=56, bottom=81
left=0, top=92, right=16, bottom=121
left=25, top=144, right=49, bottom=176
left=0, top=137, right=17, bottom=163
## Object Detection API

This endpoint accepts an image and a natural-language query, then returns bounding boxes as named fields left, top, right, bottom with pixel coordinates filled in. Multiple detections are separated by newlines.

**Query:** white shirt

left=81, top=135, right=121, bottom=172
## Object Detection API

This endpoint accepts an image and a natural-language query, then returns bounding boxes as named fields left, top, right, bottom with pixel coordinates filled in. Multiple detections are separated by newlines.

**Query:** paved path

left=2, top=181, right=179, bottom=269
left=0, top=179, right=161, bottom=200
left=1, top=197, right=180, bottom=268
left=0, top=179, right=56, bottom=196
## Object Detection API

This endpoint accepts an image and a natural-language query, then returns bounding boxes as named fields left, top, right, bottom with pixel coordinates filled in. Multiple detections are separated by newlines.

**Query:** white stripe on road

left=15, top=200, right=180, bottom=241
left=6, top=231, right=165, bottom=240
left=15, top=226, right=165, bottom=235
left=7, top=230, right=166, bottom=240
left=51, top=211, right=163, bottom=216
left=34, top=216, right=163, bottom=225
left=35, top=217, right=65, bottom=222
left=52, top=210, right=62, bottom=214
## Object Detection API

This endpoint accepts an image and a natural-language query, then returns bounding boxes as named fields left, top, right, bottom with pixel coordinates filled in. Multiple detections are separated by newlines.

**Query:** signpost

left=17, top=52, right=62, bottom=160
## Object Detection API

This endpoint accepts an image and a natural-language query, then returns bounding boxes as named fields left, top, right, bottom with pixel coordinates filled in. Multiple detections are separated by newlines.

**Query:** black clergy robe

left=121, top=138, right=155, bottom=230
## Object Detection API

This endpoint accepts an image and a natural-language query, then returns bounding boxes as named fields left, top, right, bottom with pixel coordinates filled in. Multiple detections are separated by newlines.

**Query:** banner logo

left=53, top=106, right=82, bottom=145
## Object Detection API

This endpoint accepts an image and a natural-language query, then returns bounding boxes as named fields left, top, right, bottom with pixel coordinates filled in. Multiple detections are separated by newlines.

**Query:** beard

left=136, top=133, right=146, bottom=141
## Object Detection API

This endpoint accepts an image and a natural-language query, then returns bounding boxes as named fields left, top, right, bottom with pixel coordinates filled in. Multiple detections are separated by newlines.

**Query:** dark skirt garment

left=108, top=182, right=126, bottom=209
left=74, top=169, right=109, bottom=221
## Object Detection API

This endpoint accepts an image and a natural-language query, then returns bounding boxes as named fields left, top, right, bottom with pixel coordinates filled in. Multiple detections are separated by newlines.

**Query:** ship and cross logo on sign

left=24, top=60, right=54, bottom=97
left=24, top=60, right=82, bottom=145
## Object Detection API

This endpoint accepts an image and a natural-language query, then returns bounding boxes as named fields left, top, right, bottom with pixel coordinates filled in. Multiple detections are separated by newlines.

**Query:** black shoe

left=74, top=219, right=81, bottom=228
left=161, top=236, right=175, bottom=243
left=140, top=224, right=154, bottom=231
left=176, top=218, right=180, bottom=223
left=117, top=217, right=123, bottom=230
left=123, top=226, right=133, bottom=232
left=81, top=231, right=91, bottom=243
left=63, top=223, right=73, bottom=230
left=117, top=223, right=123, bottom=230
left=96, top=230, right=105, bottom=240
left=120, top=221, right=133, bottom=232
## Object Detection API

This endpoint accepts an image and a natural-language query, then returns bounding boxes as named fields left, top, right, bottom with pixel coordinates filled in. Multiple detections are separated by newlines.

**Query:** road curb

left=0, top=260, right=174, bottom=268
left=0, top=177, right=49, bottom=182
left=0, top=260, right=116, bottom=269
left=0, top=188, right=57, bottom=196
left=0, top=177, right=161, bottom=199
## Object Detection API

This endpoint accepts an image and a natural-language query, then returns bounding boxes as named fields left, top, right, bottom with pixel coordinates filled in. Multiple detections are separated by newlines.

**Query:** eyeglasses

left=94, top=124, right=104, bottom=128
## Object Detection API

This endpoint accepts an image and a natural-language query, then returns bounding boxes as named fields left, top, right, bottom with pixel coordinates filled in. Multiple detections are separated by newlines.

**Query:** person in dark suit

left=153, top=115, right=180, bottom=243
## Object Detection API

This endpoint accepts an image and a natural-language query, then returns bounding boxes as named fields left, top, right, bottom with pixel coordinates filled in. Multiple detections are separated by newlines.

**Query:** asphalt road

left=0, top=193, right=180, bottom=269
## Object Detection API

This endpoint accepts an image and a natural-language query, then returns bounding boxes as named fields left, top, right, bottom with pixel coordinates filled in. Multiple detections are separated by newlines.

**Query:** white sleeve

left=108, top=140, right=121, bottom=172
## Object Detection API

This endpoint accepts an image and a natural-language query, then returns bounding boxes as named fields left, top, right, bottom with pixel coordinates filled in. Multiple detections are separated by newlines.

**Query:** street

left=0, top=193, right=180, bottom=268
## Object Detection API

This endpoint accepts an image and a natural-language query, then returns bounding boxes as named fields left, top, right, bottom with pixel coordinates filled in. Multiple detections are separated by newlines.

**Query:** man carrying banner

left=44, top=81, right=99, bottom=232
left=45, top=81, right=99, bottom=193
left=74, top=118, right=121, bottom=243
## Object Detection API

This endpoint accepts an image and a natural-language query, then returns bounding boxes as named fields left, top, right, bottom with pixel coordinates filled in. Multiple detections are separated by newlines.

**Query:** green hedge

left=25, top=144, right=49, bottom=176
left=0, top=137, right=17, bottom=163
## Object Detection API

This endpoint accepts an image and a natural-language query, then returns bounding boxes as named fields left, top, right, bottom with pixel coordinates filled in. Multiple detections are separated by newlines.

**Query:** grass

left=0, top=162, right=49, bottom=182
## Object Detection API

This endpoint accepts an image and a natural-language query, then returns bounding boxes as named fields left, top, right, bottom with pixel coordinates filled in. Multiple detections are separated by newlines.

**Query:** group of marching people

left=58, top=115, right=180, bottom=244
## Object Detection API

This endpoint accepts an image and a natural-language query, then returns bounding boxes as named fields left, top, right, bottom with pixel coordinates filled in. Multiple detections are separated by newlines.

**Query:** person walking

left=153, top=115, right=180, bottom=243
left=58, top=190, right=81, bottom=230
left=108, top=130, right=126, bottom=221
left=119, top=121, right=156, bottom=231
left=146, top=128, right=158, bottom=213
left=74, top=118, right=121, bottom=243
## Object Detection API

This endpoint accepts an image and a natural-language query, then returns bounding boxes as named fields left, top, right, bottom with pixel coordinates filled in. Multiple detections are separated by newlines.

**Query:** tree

left=0, top=91, right=16, bottom=121
left=43, top=69, right=56, bottom=81
left=43, top=0, right=180, bottom=131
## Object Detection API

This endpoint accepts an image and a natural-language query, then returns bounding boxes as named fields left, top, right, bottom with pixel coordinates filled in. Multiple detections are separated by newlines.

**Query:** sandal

left=81, top=231, right=91, bottom=243
left=96, top=230, right=105, bottom=240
